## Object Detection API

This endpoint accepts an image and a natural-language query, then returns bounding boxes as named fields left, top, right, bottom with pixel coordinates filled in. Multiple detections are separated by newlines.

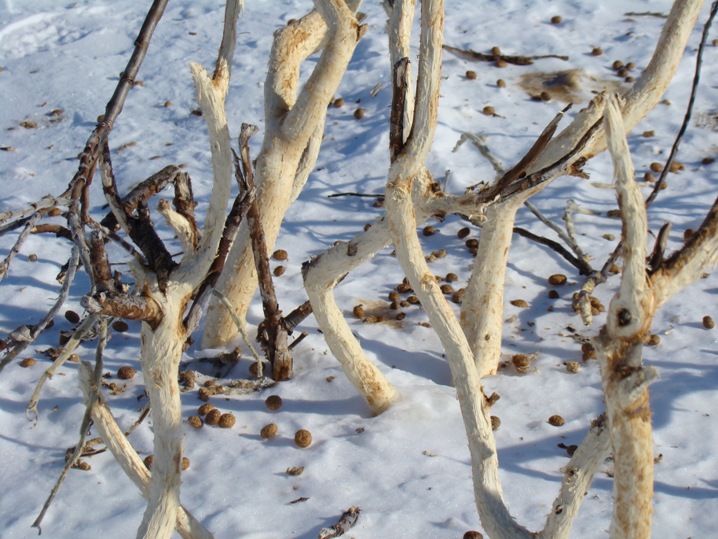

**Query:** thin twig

left=577, top=1, right=717, bottom=317
left=443, top=44, right=568, bottom=65
left=0, top=247, right=81, bottom=374
left=0, top=195, right=69, bottom=229
left=0, top=211, right=42, bottom=285
left=26, top=313, right=100, bottom=420
left=32, top=319, right=109, bottom=533
left=211, top=289, right=261, bottom=365
left=454, top=133, right=504, bottom=177
left=645, top=1, right=717, bottom=207
left=327, top=192, right=384, bottom=198
left=513, top=226, right=593, bottom=275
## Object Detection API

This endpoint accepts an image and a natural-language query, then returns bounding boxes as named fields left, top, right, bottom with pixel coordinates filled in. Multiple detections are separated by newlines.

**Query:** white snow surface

left=1, top=1, right=718, bottom=538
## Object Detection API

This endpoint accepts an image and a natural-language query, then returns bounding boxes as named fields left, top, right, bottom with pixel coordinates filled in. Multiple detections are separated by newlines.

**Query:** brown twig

left=240, top=124, right=293, bottom=381
left=326, top=192, right=384, bottom=199
left=481, top=105, right=570, bottom=200
left=30, top=223, right=73, bottom=241
left=513, top=226, right=593, bottom=275
left=284, top=300, right=313, bottom=333
left=390, top=57, right=410, bottom=162
left=98, top=142, right=176, bottom=291
left=67, top=0, right=170, bottom=207
left=0, top=211, right=42, bottom=284
left=183, top=184, right=254, bottom=334
left=443, top=44, right=568, bottom=65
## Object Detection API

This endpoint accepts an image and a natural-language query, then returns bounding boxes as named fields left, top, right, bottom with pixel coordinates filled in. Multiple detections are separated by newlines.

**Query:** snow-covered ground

left=1, top=1, right=717, bottom=537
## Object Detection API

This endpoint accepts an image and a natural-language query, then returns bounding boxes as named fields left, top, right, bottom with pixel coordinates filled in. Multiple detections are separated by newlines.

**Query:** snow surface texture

left=1, top=1, right=717, bottom=537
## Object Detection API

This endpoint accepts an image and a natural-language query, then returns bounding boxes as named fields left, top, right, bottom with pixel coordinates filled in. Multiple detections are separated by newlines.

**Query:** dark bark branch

left=85, top=217, right=146, bottom=265
left=239, top=124, right=293, bottom=380
left=327, top=192, right=384, bottom=199
left=443, top=44, right=568, bottom=65
left=284, top=300, right=313, bottom=333
left=67, top=0, right=170, bottom=205
left=31, top=223, right=73, bottom=241
left=171, top=171, right=199, bottom=250
left=647, top=222, right=671, bottom=274
left=98, top=144, right=176, bottom=291
left=513, top=226, right=593, bottom=276
left=82, top=291, right=162, bottom=329
left=101, top=164, right=184, bottom=230
left=183, top=150, right=254, bottom=334
left=493, top=117, right=602, bottom=202
left=482, top=105, right=569, bottom=200
left=390, top=57, right=410, bottom=162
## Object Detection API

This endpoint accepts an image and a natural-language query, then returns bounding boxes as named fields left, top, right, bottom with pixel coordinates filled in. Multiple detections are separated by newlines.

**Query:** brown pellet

left=272, top=249, right=288, bottom=261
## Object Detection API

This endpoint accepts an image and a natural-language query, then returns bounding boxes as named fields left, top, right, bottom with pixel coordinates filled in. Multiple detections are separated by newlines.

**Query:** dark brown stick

left=240, top=124, right=293, bottom=381
left=443, top=44, right=568, bottom=65
left=513, top=226, right=593, bottom=275
left=482, top=105, right=570, bottom=200
left=390, top=57, right=410, bottom=162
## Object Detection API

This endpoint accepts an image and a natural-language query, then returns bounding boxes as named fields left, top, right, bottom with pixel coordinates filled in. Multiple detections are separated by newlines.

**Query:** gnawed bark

left=203, top=0, right=364, bottom=348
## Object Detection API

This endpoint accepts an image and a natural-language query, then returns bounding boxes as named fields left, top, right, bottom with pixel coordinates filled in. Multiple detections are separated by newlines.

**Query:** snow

left=1, top=1, right=717, bottom=537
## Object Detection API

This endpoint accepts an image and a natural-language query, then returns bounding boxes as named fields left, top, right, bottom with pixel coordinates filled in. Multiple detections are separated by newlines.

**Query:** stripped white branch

left=597, top=94, right=655, bottom=539
left=604, top=95, right=649, bottom=339
left=460, top=198, right=523, bottom=378
left=203, top=0, right=364, bottom=348
left=542, top=416, right=611, bottom=538
left=78, top=363, right=213, bottom=539
left=135, top=5, right=242, bottom=538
